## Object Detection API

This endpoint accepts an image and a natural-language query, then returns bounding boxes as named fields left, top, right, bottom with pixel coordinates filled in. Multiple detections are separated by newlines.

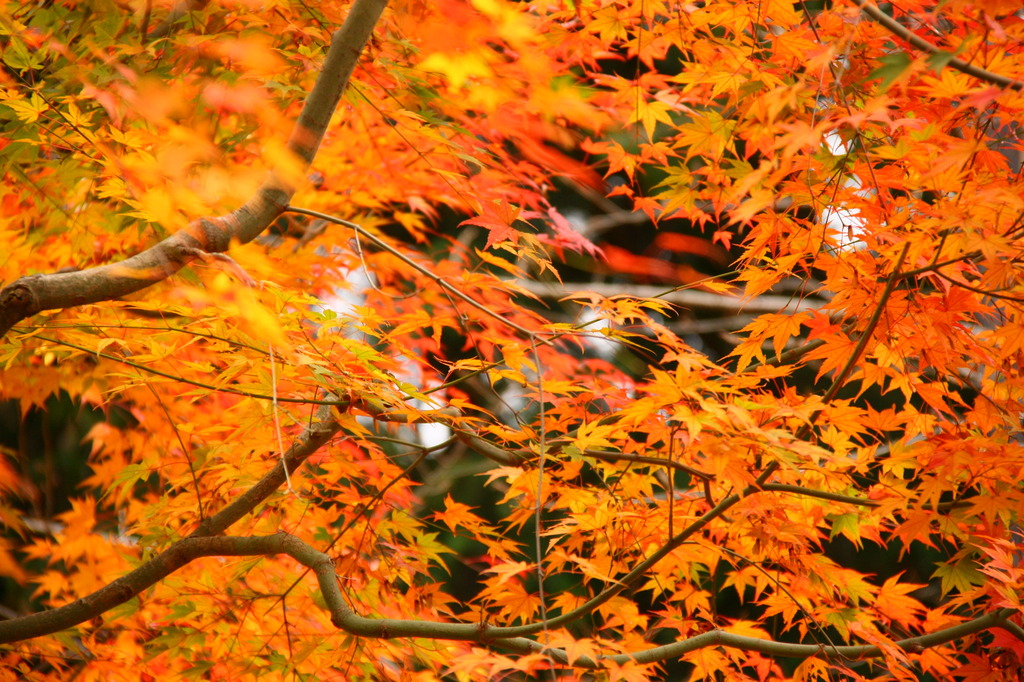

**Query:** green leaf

left=180, top=662, right=216, bottom=679
left=868, top=52, right=913, bottom=92
left=933, top=557, right=984, bottom=597
left=926, top=50, right=957, bottom=72
left=2, top=42, right=45, bottom=72
left=828, top=512, right=862, bottom=548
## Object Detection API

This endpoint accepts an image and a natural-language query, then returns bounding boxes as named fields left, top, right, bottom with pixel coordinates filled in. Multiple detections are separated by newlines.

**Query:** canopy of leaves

left=0, top=0, right=1023, bottom=679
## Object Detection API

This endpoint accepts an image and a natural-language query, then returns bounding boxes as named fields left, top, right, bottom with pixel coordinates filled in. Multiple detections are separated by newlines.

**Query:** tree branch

left=31, top=334, right=351, bottom=405
left=3, top=530, right=1015, bottom=672
left=191, top=401, right=342, bottom=537
left=855, top=0, right=1023, bottom=91
left=582, top=448, right=712, bottom=481
left=514, top=279, right=823, bottom=314
left=286, top=206, right=542, bottom=339
left=512, top=607, right=1020, bottom=667
left=0, top=403, right=342, bottom=643
left=0, top=0, right=390, bottom=338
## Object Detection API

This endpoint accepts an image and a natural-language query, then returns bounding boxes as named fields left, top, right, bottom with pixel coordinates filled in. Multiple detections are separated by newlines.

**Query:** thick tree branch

left=512, top=607, right=1020, bottom=667
left=0, top=0, right=389, bottom=338
left=0, top=459, right=1006, bottom=661
left=3, top=531, right=1015, bottom=671
left=855, top=0, right=1023, bottom=91
left=492, top=485, right=752, bottom=639
left=191, top=401, right=342, bottom=537
left=0, top=404, right=342, bottom=643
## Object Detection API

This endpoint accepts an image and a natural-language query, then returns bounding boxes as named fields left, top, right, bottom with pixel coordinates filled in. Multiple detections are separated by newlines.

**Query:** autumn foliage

left=0, top=0, right=1023, bottom=679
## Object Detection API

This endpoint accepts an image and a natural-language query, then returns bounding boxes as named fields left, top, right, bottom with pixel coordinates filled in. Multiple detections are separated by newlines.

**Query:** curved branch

left=0, top=449, right=736, bottom=644
left=3, top=531, right=1015, bottom=673
left=0, top=403, right=342, bottom=643
left=0, top=0, right=390, bottom=338
left=0, top=461, right=1007, bottom=659
left=1001, top=618, right=1024, bottom=644
left=854, top=1, right=1023, bottom=91
left=495, top=486, right=751, bottom=638
left=192, top=401, right=343, bottom=537
left=521, top=608, right=1018, bottom=666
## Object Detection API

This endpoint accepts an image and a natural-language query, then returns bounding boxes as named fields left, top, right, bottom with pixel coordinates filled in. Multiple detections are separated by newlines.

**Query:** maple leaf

left=482, top=561, right=536, bottom=586
left=460, top=198, right=523, bottom=248
left=538, top=206, right=603, bottom=258
left=875, top=573, right=927, bottom=628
